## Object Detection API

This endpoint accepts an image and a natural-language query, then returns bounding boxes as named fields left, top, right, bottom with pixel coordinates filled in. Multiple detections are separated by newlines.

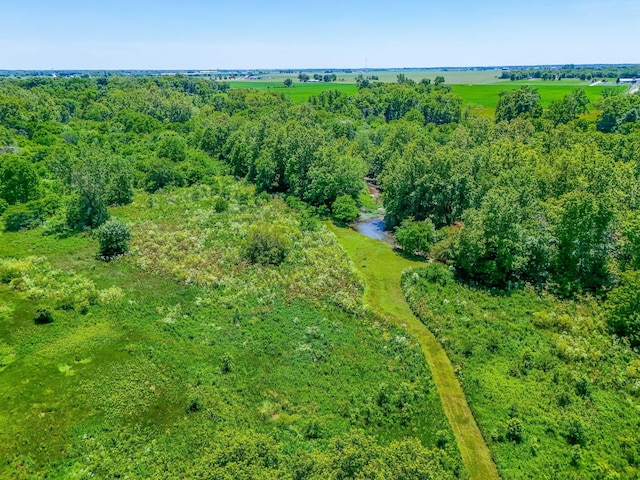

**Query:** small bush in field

left=243, top=223, right=291, bottom=266
left=96, top=219, right=131, bottom=260
left=506, top=417, right=524, bottom=443
left=34, top=308, right=54, bottom=324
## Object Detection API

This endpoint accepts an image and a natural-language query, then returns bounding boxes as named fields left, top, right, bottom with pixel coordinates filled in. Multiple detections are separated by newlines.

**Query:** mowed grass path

left=328, top=223, right=500, bottom=480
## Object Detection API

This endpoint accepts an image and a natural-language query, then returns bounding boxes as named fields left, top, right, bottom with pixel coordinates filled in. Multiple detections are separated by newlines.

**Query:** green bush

left=243, top=223, right=291, bottom=266
left=0, top=198, right=7, bottom=216
left=395, top=218, right=437, bottom=256
left=415, top=263, right=454, bottom=286
left=66, top=191, right=109, bottom=231
left=96, top=219, right=131, bottom=260
left=34, top=308, right=54, bottom=324
left=144, top=159, right=181, bottom=193
left=605, top=270, right=640, bottom=347
left=506, top=417, right=524, bottom=443
left=213, top=196, right=229, bottom=213
left=3, top=205, right=42, bottom=232
left=331, top=195, right=360, bottom=223
left=566, top=416, right=587, bottom=446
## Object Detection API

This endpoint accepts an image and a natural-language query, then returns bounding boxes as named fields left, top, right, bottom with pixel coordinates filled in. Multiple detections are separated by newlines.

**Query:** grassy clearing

left=0, top=184, right=464, bottom=478
left=403, top=267, right=640, bottom=479
left=328, top=223, right=499, bottom=480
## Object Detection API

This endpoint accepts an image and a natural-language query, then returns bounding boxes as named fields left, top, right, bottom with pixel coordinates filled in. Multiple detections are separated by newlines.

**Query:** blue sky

left=1, top=0, right=638, bottom=69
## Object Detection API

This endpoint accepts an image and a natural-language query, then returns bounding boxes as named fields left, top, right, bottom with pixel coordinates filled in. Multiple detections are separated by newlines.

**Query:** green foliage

left=403, top=267, right=640, bottom=479
left=243, top=222, right=292, bottom=266
left=103, top=157, right=134, bottom=206
left=0, top=155, right=41, bottom=205
left=0, top=199, right=460, bottom=478
left=455, top=187, right=547, bottom=287
left=34, top=307, right=54, bottom=324
left=544, top=89, right=589, bottom=125
left=2, top=73, right=639, bottom=479
left=618, top=212, right=640, bottom=271
left=505, top=417, right=524, bottom=443
left=3, top=204, right=43, bottom=232
left=495, top=86, right=543, bottom=122
left=597, top=92, right=640, bottom=132
left=96, top=218, right=131, bottom=260
left=565, top=416, right=587, bottom=446
left=304, top=153, right=366, bottom=206
left=549, top=191, right=613, bottom=295
left=395, top=218, right=437, bottom=256
left=605, top=270, right=640, bottom=347
left=331, top=194, right=360, bottom=223
left=144, top=159, right=181, bottom=193
left=157, top=133, right=187, bottom=162
left=66, top=190, right=109, bottom=230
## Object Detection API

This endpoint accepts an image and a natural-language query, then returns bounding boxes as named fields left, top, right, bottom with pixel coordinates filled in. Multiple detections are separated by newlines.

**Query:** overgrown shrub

left=3, top=205, right=42, bottom=232
left=243, top=223, right=291, bottom=266
left=66, top=191, right=109, bottom=230
left=144, top=159, right=181, bottom=193
left=506, top=417, right=524, bottom=443
left=395, top=218, right=437, bottom=256
left=566, top=416, right=587, bottom=446
left=331, top=194, right=360, bottom=223
left=34, top=308, right=54, bottom=324
left=96, top=219, right=131, bottom=260
left=605, top=270, right=640, bottom=347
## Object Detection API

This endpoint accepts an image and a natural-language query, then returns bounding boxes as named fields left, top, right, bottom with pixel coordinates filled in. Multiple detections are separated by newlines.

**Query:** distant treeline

left=501, top=65, right=640, bottom=81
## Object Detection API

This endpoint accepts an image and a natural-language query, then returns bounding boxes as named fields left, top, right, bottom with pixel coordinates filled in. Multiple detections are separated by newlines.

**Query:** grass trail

left=328, top=223, right=500, bottom=480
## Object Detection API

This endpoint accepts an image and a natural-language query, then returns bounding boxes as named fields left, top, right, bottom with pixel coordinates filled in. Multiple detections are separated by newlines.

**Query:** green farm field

left=451, top=84, right=626, bottom=116
left=228, top=81, right=358, bottom=103
left=228, top=74, right=626, bottom=114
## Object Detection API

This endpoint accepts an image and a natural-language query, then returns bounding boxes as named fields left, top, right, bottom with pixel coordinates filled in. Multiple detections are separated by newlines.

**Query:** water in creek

left=353, top=215, right=396, bottom=245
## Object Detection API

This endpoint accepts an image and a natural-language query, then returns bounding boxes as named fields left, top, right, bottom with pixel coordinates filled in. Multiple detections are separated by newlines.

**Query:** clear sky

left=1, top=0, right=638, bottom=69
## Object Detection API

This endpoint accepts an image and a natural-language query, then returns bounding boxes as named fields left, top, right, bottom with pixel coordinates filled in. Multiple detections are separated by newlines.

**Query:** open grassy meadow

left=403, top=266, right=640, bottom=479
left=0, top=183, right=465, bottom=478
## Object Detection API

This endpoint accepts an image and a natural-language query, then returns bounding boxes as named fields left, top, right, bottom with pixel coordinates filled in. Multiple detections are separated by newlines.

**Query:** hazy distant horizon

left=2, top=0, right=639, bottom=70
left=1, top=64, right=638, bottom=74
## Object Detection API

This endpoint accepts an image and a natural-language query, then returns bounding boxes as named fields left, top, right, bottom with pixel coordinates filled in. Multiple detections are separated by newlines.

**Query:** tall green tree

left=549, top=191, right=614, bottom=294
left=495, top=86, right=543, bottom=123
left=0, top=155, right=41, bottom=205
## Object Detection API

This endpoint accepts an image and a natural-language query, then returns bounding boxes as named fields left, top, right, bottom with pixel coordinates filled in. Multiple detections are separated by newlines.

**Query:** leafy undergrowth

left=403, top=265, right=640, bottom=480
left=0, top=184, right=465, bottom=479
left=126, top=182, right=364, bottom=314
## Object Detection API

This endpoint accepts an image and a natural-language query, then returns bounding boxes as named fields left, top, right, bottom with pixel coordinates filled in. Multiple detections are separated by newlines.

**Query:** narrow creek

left=353, top=216, right=395, bottom=244
left=354, top=178, right=397, bottom=245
